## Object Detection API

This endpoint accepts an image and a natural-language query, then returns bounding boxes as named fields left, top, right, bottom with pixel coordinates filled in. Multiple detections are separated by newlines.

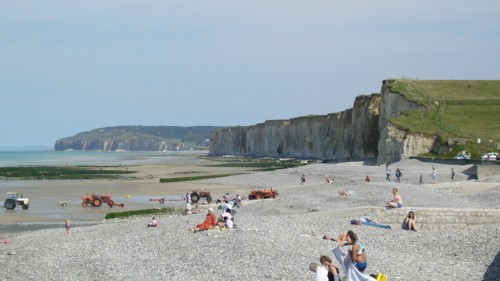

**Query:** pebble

left=1, top=159, right=499, bottom=281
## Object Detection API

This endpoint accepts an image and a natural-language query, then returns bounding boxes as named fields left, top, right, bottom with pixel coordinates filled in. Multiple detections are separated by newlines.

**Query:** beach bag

left=376, top=272, right=388, bottom=281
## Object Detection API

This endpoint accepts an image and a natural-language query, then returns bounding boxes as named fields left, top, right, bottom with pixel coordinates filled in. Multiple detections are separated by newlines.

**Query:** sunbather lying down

left=338, top=190, right=351, bottom=196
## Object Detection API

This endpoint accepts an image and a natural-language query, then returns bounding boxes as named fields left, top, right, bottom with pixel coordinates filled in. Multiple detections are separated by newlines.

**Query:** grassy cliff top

left=388, top=79, right=500, bottom=104
left=387, top=79, right=500, bottom=158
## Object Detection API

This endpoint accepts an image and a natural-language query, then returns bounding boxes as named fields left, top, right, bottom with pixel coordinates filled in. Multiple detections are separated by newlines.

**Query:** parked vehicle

left=481, top=152, right=498, bottom=161
left=248, top=188, right=279, bottom=200
left=82, top=194, right=124, bottom=208
left=4, top=192, right=30, bottom=210
left=190, top=190, right=212, bottom=204
left=453, top=153, right=470, bottom=160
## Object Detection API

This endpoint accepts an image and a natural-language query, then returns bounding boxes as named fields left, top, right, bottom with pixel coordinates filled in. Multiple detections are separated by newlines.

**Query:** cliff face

left=210, top=94, right=381, bottom=160
left=377, top=81, right=435, bottom=163
left=54, top=126, right=218, bottom=151
left=54, top=136, right=187, bottom=151
left=210, top=80, right=442, bottom=162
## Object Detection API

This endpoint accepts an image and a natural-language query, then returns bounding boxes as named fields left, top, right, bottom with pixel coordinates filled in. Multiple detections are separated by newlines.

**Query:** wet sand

left=0, top=159, right=258, bottom=224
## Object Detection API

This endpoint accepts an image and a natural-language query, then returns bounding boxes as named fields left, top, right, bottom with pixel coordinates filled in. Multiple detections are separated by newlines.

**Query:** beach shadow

left=484, top=250, right=500, bottom=280
left=462, top=166, right=478, bottom=180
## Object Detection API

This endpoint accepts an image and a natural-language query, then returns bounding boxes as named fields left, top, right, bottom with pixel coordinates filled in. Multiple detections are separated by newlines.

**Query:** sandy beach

left=1, top=157, right=499, bottom=280
left=0, top=156, right=257, bottom=224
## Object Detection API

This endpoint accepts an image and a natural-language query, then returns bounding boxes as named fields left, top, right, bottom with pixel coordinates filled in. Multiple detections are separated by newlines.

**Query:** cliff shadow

left=362, top=159, right=378, bottom=166
left=484, top=250, right=500, bottom=281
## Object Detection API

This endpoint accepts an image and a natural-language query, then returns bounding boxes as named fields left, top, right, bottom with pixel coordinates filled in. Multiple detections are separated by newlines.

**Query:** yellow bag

left=376, top=272, right=388, bottom=281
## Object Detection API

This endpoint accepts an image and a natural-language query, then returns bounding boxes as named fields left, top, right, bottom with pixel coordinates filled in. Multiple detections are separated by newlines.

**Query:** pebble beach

left=1, top=159, right=499, bottom=281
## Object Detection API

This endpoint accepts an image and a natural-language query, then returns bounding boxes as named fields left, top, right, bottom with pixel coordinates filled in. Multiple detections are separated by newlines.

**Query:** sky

left=1, top=1, right=499, bottom=148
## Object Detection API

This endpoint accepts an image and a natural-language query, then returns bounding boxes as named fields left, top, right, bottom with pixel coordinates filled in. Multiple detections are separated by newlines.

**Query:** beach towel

left=360, top=221, right=392, bottom=230
left=332, top=246, right=376, bottom=281
left=350, top=218, right=392, bottom=230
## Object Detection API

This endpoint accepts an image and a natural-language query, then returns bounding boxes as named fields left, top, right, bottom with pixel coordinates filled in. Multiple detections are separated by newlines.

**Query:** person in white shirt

left=309, top=262, right=329, bottom=281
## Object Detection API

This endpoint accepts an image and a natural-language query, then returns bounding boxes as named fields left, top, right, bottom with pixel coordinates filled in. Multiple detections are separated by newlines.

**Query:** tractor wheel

left=4, top=199, right=16, bottom=210
left=255, top=192, right=263, bottom=200
left=108, top=200, right=114, bottom=208
left=191, top=192, right=200, bottom=203
left=92, top=198, right=102, bottom=207
left=22, top=204, right=29, bottom=210
left=159, top=198, right=165, bottom=204
left=207, top=195, right=212, bottom=204
left=82, top=201, right=89, bottom=207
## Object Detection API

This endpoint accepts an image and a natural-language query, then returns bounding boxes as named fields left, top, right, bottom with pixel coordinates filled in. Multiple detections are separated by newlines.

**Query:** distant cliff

left=55, top=126, right=222, bottom=151
left=210, top=94, right=381, bottom=160
left=209, top=80, right=442, bottom=163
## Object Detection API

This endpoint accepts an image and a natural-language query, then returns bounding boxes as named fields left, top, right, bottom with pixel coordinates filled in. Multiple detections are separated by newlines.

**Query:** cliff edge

left=210, top=79, right=500, bottom=163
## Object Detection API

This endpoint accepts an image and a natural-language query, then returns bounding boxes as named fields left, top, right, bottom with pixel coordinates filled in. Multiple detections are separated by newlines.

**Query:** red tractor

left=82, top=194, right=124, bottom=208
left=248, top=188, right=279, bottom=200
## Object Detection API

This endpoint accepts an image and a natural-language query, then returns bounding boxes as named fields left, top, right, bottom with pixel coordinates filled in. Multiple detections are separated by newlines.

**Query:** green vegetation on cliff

left=55, top=125, right=224, bottom=151
left=387, top=80, right=500, bottom=157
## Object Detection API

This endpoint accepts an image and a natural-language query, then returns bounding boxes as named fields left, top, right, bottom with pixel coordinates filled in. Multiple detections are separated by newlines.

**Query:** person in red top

left=192, top=208, right=216, bottom=232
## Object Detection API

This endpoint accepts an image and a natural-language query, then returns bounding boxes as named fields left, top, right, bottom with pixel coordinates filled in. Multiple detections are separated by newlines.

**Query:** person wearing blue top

left=338, top=231, right=368, bottom=272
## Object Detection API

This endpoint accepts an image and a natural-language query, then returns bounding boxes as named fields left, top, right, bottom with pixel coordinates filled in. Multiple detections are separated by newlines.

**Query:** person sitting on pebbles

left=320, top=255, right=341, bottom=281
left=194, top=205, right=201, bottom=213
left=309, top=262, right=329, bottom=281
left=338, top=231, right=368, bottom=273
left=403, top=211, right=417, bottom=231
left=386, top=188, right=403, bottom=208
left=147, top=217, right=158, bottom=227
left=191, top=208, right=216, bottom=232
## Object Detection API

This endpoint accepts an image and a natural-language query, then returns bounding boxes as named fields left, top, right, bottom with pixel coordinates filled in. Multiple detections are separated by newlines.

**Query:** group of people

left=191, top=204, right=236, bottom=232
left=385, top=164, right=458, bottom=184
left=385, top=164, right=403, bottom=183
left=311, top=230, right=368, bottom=280
left=385, top=188, right=417, bottom=231
left=312, top=163, right=448, bottom=279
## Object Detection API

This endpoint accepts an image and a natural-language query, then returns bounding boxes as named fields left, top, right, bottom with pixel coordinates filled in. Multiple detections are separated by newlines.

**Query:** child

left=147, top=217, right=158, bottom=227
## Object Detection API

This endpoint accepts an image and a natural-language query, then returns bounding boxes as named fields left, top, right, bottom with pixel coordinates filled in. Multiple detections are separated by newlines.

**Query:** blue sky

left=1, top=1, right=499, bottom=148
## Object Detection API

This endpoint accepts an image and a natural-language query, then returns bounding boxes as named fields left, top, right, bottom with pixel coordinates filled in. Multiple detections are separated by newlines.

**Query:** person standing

left=431, top=165, right=437, bottom=183
left=65, top=218, right=71, bottom=235
left=385, top=164, right=391, bottom=182
left=451, top=168, right=456, bottom=182
left=185, top=192, right=191, bottom=204
left=301, top=174, right=306, bottom=185
left=395, top=168, right=402, bottom=183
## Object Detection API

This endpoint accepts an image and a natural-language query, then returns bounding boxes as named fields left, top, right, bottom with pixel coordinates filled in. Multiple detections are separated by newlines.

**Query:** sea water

left=0, top=150, right=207, bottom=223
left=0, top=150, right=209, bottom=167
